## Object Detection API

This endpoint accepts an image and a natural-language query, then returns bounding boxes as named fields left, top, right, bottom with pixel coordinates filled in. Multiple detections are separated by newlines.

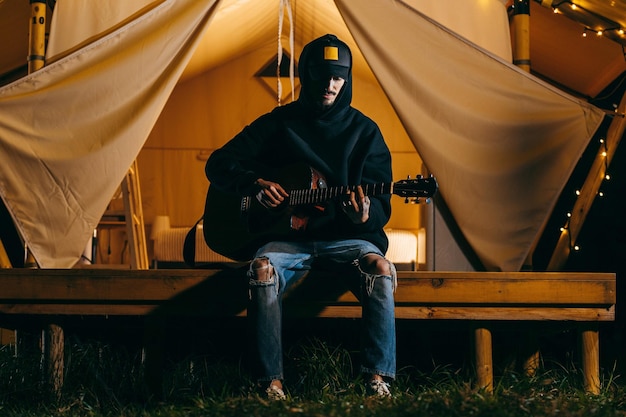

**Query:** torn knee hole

left=361, top=254, right=392, bottom=276
left=251, top=258, right=274, bottom=282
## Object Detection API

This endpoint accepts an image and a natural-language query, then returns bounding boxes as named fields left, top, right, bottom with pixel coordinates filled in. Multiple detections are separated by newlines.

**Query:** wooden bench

left=0, top=268, right=615, bottom=396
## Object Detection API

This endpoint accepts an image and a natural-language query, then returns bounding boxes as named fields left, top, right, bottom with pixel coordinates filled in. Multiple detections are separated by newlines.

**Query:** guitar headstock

left=393, top=175, right=438, bottom=204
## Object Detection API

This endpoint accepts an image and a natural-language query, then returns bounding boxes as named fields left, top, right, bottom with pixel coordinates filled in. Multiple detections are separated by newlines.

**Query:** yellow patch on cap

left=324, top=46, right=339, bottom=61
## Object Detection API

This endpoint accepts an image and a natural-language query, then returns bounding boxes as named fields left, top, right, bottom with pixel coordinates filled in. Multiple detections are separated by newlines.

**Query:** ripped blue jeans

left=247, top=239, right=397, bottom=383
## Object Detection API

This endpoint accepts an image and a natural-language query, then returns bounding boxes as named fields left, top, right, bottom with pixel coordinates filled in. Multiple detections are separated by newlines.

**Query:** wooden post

left=28, top=0, right=47, bottom=73
left=141, top=317, right=165, bottom=399
left=581, top=325, right=601, bottom=395
left=522, top=333, right=540, bottom=377
left=42, top=324, right=64, bottom=398
left=474, top=327, right=493, bottom=393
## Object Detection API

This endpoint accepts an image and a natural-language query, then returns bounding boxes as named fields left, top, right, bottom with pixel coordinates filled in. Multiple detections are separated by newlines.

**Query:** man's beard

left=316, top=101, right=333, bottom=110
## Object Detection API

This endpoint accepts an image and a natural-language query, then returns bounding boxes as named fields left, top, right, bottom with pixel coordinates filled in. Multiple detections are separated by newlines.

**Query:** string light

left=557, top=136, right=612, bottom=254
left=548, top=1, right=626, bottom=51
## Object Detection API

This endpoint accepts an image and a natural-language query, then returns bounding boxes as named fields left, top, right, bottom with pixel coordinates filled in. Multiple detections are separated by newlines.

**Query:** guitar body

left=203, top=162, right=437, bottom=262
left=203, top=164, right=318, bottom=261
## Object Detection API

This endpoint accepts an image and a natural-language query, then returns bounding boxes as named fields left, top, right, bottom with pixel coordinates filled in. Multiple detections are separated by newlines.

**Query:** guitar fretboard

left=288, top=183, right=392, bottom=206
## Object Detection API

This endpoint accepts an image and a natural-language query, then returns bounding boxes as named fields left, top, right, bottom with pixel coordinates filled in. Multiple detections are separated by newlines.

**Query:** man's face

left=311, top=75, right=346, bottom=108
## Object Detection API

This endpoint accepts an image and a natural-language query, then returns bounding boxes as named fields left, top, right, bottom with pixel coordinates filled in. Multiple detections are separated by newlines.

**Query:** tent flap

left=336, top=0, right=605, bottom=271
left=0, top=0, right=219, bottom=267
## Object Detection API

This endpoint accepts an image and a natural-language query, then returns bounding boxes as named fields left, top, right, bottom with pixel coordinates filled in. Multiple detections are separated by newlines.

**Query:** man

left=205, top=34, right=396, bottom=399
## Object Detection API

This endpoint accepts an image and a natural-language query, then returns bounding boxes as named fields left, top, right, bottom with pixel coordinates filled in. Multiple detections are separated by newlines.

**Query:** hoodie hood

left=297, top=34, right=353, bottom=121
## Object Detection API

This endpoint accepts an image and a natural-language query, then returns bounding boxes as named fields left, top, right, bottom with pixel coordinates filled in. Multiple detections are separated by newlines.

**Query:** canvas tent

left=0, top=0, right=606, bottom=271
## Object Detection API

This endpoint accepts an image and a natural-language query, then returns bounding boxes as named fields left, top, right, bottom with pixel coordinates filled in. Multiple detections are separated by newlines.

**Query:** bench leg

left=42, top=323, right=64, bottom=399
left=581, top=325, right=600, bottom=395
left=522, top=331, right=540, bottom=377
left=474, top=326, right=493, bottom=393
left=142, top=318, right=165, bottom=399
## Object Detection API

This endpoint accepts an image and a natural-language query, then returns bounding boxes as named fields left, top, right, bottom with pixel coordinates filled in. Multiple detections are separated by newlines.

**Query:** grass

left=0, top=321, right=625, bottom=416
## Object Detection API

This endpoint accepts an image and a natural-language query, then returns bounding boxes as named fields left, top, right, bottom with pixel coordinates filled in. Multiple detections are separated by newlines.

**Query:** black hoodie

left=205, top=34, right=392, bottom=254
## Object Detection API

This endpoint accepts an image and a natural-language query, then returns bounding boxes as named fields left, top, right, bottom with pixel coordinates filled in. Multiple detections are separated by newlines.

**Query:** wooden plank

left=0, top=270, right=615, bottom=305
left=304, top=306, right=615, bottom=321
left=0, top=304, right=612, bottom=322
left=392, top=277, right=616, bottom=305
left=0, top=269, right=226, bottom=301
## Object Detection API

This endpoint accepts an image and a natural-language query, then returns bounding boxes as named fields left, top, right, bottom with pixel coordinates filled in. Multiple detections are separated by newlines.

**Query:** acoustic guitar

left=203, top=163, right=437, bottom=261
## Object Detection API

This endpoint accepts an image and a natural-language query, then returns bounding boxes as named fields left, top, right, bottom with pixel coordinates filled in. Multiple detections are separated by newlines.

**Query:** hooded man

left=205, top=34, right=396, bottom=399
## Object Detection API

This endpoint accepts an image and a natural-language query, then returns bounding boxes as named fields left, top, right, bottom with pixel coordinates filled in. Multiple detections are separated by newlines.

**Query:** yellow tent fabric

left=0, top=0, right=219, bottom=267
left=336, top=0, right=604, bottom=270
left=0, top=0, right=605, bottom=270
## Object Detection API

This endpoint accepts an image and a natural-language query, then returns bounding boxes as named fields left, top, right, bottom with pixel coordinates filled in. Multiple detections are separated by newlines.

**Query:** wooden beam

left=548, top=91, right=626, bottom=270
left=0, top=270, right=615, bottom=305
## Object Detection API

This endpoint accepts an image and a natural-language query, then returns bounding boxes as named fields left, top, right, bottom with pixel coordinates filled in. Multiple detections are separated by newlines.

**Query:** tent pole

left=511, top=0, right=531, bottom=73
left=20, top=0, right=49, bottom=269
left=28, top=0, right=47, bottom=73
left=511, top=1, right=539, bottom=273
left=510, top=0, right=544, bottom=378
left=24, top=1, right=66, bottom=400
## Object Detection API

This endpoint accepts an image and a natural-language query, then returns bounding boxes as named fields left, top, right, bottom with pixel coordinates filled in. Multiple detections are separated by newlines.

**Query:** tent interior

left=0, top=0, right=624, bottom=275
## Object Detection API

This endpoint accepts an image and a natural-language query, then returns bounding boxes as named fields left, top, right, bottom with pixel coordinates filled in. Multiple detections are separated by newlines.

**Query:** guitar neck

left=288, top=183, right=392, bottom=206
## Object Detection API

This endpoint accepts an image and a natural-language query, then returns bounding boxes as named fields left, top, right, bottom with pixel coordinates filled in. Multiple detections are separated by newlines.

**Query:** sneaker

left=265, top=384, right=286, bottom=401
left=367, top=379, right=392, bottom=398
